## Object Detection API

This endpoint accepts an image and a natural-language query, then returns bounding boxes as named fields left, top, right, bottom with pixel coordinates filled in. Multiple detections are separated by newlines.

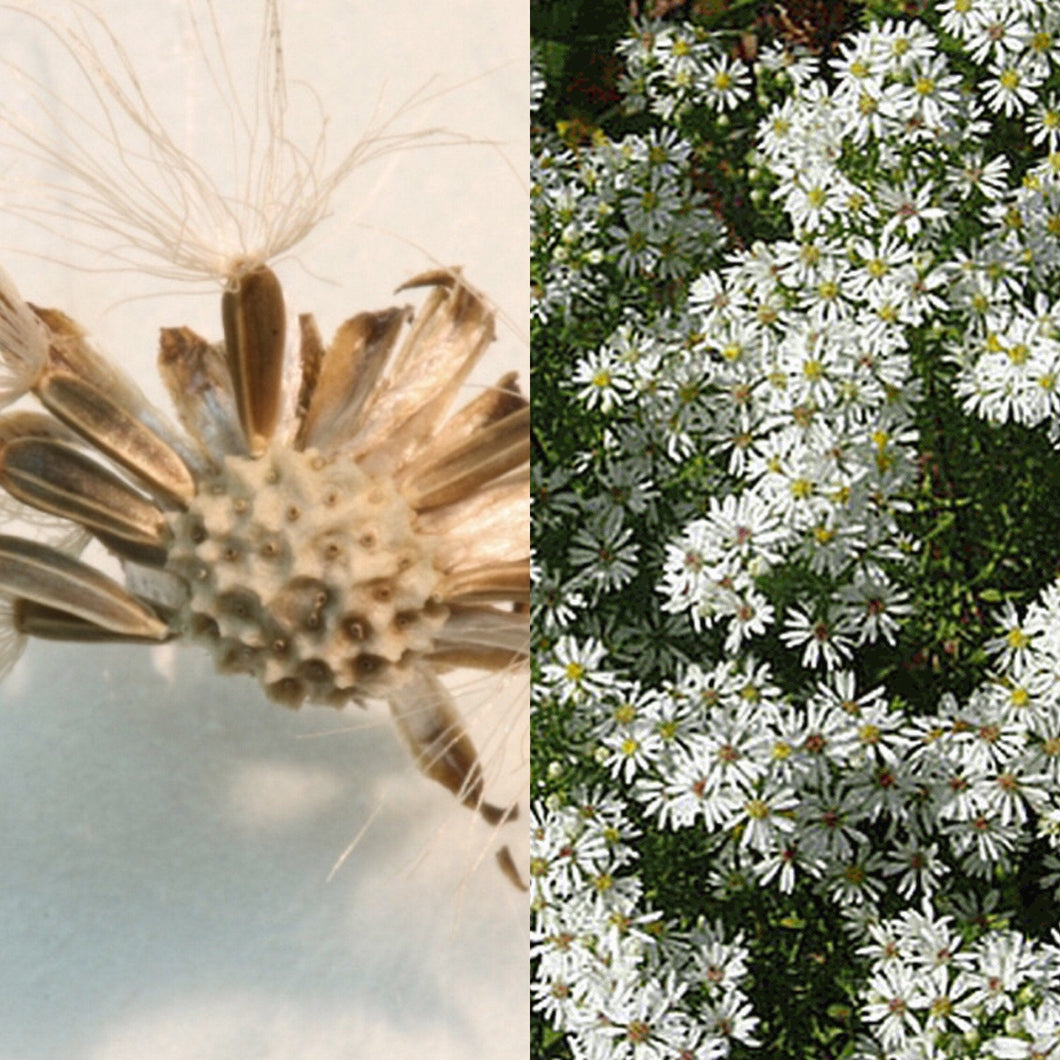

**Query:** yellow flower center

left=859, top=723, right=881, bottom=745
left=1000, top=68, right=1021, bottom=91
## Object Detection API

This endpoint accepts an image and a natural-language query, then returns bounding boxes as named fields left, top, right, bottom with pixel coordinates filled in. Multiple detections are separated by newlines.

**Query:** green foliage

left=532, top=2, right=1060, bottom=1057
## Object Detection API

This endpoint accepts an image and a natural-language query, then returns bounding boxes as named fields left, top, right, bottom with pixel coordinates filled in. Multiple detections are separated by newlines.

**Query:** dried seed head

left=0, top=261, right=528, bottom=870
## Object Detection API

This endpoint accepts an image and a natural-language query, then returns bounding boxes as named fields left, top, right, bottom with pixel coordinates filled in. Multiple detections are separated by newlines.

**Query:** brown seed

left=221, top=265, right=286, bottom=457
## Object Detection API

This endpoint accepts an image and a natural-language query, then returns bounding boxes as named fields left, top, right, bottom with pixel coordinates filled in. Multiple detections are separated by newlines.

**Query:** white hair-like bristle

left=0, top=0, right=472, bottom=285
left=0, top=595, right=25, bottom=682
left=0, top=263, right=48, bottom=407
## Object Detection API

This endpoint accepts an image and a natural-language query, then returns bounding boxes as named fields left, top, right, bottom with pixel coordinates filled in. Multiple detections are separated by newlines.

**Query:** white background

left=0, top=2, right=528, bottom=1058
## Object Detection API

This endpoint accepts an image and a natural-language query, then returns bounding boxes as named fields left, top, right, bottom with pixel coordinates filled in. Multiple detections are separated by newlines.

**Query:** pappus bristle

left=0, top=264, right=49, bottom=407
left=0, top=595, right=23, bottom=681
left=0, top=0, right=476, bottom=285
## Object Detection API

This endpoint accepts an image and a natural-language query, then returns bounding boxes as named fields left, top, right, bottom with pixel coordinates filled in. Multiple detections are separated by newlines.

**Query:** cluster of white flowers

left=856, top=901, right=1060, bottom=1059
left=539, top=591, right=1060, bottom=895
left=531, top=123, right=721, bottom=325
left=536, top=599, right=1060, bottom=1053
left=531, top=789, right=759, bottom=1059
left=534, top=1, right=1060, bottom=1056
left=616, top=22, right=752, bottom=119
left=655, top=244, right=921, bottom=663
left=751, top=5, right=1060, bottom=439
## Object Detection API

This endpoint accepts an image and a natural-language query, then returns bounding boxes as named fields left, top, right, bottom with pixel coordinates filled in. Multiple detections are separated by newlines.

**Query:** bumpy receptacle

left=165, top=443, right=447, bottom=709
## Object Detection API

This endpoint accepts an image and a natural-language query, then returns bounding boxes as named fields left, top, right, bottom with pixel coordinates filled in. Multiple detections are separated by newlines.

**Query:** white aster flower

left=702, top=990, right=761, bottom=1048
left=881, top=838, right=949, bottom=899
left=964, top=9, right=1031, bottom=65
left=829, top=846, right=887, bottom=906
left=985, top=600, right=1035, bottom=670
left=982, top=57, right=1044, bottom=117
left=722, top=588, right=775, bottom=654
left=838, top=573, right=912, bottom=646
left=899, top=56, right=964, bottom=128
left=727, top=783, right=798, bottom=854
left=544, top=636, right=615, bottom=702
left=862, top=962, right=929, bottom=1049
left=568, top=509, right=641, bottom=597
left=938, top=0, right=994, bottom=42
left=965, top=931, right=1043, bottom=1015
left=950, top=150, right=1012, bottom=201
left=797, top=786, right=870, bottom=861
left=878, top=179, right=948, bottom=239
left=778, top=162, right=844, bottom=233
left=780, top=604, right=856, bottom=671
left=701, top=56, right=751, bottom=112
left=1029, top=94, right=1060, bottom=149
left=571, top=347, right=636, bottom=413
left=869, top=19, right=937, bottom=75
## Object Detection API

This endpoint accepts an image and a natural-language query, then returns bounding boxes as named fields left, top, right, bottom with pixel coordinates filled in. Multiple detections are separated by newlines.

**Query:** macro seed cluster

left=168, top=444, right=446, bottom=710
left=0, top=265, right=530, bottom=858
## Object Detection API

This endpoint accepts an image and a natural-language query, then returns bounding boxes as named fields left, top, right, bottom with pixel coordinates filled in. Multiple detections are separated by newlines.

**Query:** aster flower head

left=985, top=599, right=1035, bottom=672
left=780, top=601, right=856, bottom=671
left=982, top=56, right=1045, bottom=117
left=701, top=55, right=751, bottom=113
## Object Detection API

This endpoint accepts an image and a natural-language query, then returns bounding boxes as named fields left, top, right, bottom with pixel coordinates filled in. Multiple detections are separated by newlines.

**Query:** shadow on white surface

left=0, top=639, right=528, bottom=1060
